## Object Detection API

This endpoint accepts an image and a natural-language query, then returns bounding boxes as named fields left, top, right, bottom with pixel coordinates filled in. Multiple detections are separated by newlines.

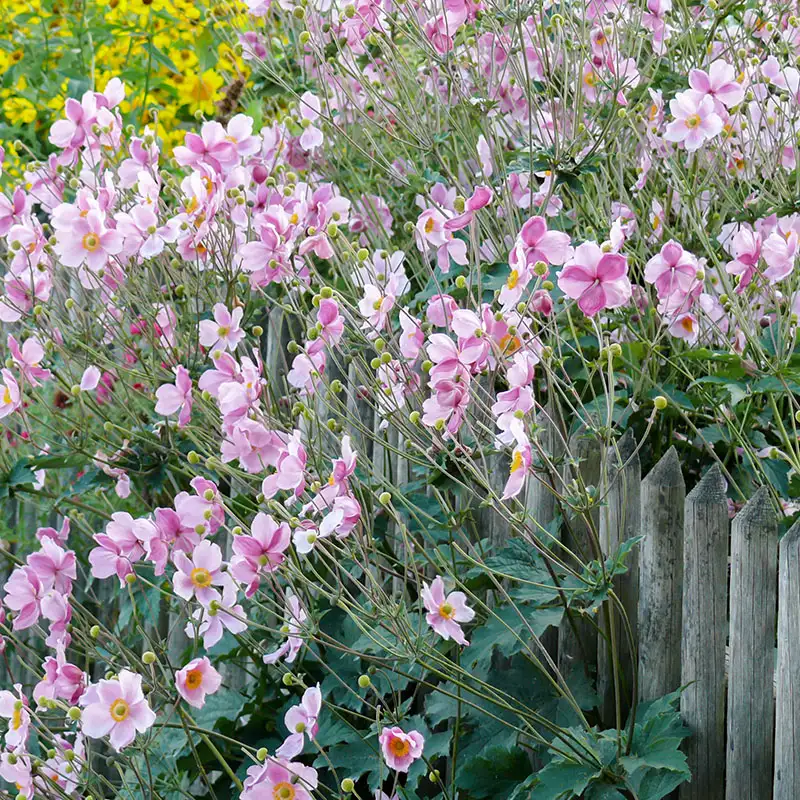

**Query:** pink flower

left=230, top=513, right=291, bottom=597
left=7, top=335, right=50, bottom=386
left=80, top=365, right=102, bottom=391
left=241, top=759, right=318, bottom=800
left=80, top=670, right=156, bottom=751
left=0, top=369, right=21, bottom=418
left=557, top=242, right=632, bottom=316
left=644, top=240, right=699, bottom=299
left=379, top=726, right=425, bottom=773
left=422, top=576, right=475, bottom=645
left=27, top=538, right=76, bottom=594
left=154, top=365, right=193, bottom=427
left=299, top=92, right=324, bottom=150
left=762, top=229, right=798, bottom=283
left=3, top=566, right=43, bottom=629
left=0, top=686, right=30, bottom=748
left=664, top=90, right=724, bottom=151
left=276, top=683, right=322, bottom=758
left=185, top=577, right=248, bottom=649
left=173, top=121, right=238, bottom=172
left=261, top=430, right=307, bottom=499
left=33, top=647, right=85, bottom=707
left=668, top=312, right=700, bottom=344
left=399, top=308, right=425, bottom=362
left=263, top=594, right=306, bottom=664
left=502, top=426, right=533, bottom=500
left=199, top=303, right=245, bottom=353
left=317, top=298, right=344, bottom=345
left=173, top=540, right=225, bottom=606
left=175, top=657, right=222, bottom=709
left=53, top=208, right=123, bottom=272
left=689, top=60, right=744, bottom=110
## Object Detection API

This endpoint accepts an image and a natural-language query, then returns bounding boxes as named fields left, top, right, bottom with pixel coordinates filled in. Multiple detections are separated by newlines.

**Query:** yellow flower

left=180, top=69, right=224, bottom=114
left=3, top=96, right=37, bottom=126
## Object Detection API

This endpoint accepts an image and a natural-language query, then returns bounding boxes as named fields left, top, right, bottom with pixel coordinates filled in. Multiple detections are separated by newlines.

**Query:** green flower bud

left=67, top=706, right=81, bottom=721
left=378, top=491, right=392, bottom=505
left=357, top=674, right=371, bottom=688
left=142, top=651, right=157, bottom=665
left=341, top=778, right=355, bottom=793
left=654, top=395, right=668, bottom=410
left=257, top=747, right=269, bottom=761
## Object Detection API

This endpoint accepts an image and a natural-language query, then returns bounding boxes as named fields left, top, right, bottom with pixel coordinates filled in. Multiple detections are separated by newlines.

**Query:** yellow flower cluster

left=0, top=0, right=250, bottom=179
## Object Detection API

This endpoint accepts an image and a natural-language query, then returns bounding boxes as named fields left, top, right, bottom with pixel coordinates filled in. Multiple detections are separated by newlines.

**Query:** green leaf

left=530, top=760, right=600, bottom=799
left=192, top=689, right=247, bottom=730
left=457, top=746, right=533, bottom=799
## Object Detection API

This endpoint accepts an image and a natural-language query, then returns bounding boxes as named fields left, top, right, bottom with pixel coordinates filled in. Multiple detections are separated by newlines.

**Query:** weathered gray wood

left=680, top=463, right=728, bottom=800
left=775, top=520, right=800, bottom=800
left=558, top=429, right=602, bottom=677
left=345, top=362, right=373, bottom=461
left=598, top=429, right=640, bottom=728
left=726, top=486, right=778, bottom=800
left=638, top=446, right=685, bottom=701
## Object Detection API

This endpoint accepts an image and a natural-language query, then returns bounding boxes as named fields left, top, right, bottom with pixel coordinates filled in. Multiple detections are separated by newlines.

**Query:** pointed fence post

left=680, top=464, right=728, bottom=800
left=558, top=428, right=602, bottom=677
left=638, top=447, right=684, bottom=701
left=726, top=486, right=778, bottom=800
left=774, top=520, right=800, bottom=800
left=598, top=429, right=640, bottom=727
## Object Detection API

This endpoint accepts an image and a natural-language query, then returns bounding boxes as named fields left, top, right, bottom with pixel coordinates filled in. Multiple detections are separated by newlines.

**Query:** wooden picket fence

left=585, top=443, right=799, bottom=800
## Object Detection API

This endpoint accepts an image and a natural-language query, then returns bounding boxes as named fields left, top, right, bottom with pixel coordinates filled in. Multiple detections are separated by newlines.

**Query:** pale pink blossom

left=421, top=576, right=475, bottom=645
left=175, top=657, right=222, bottom=709
left=154, top=364, right=193, bottom=427
left=664, top=90, right=724, bottom=151
left=230, top=513, right=291, bottom=597
left=199, top=303, right=245, bottom=353
left=80, top=670, right=156, bottom=751
left=557, top=243, right=632, bottom=316
left=173, top=541, right=226, bottom=606
left=379, top=726, right=425, bottom=773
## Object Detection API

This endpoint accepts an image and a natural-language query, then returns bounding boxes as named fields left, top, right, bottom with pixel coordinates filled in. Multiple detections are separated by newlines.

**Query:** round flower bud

left=252, top=325, right=264, bottom=337
left=358, top=674, right=371, bottom=688
left=299, top=31, right=311, bottom=44
left=380, top=351, right=391, bottom=364
left=65, top=298, right=75, bottom=310
left=142, top=651, right=157, bottom=665
left=257, top=747, right=269, bottom=761
left=379, top=491, right=392, bottom=505
left=320, top=286, right=333, bottom=299
left=370, top=357, right=381, bottom=369
left=455, top=275, right=467, bottom=289
left=654, top=395, right=668, bottom=410
left=409, top=410, right=421, bottom=425
left=70, top=385, right=81, bottom=396
left=282, top=672, right=294, bottom=686
left=125, top=573, right=136, bottom=585
left=357, top=248, right=369, bottom=261
left=187, top=451, right=200, bottom=464
left=609, top=343, right=622, bottom=357
left=90, top=625, right=100, bottom=638
left=67, top=706, right=81, bottom=721
left=542, top=280, right=555, bottom=291
left=341, top=779, right=355, bottom=793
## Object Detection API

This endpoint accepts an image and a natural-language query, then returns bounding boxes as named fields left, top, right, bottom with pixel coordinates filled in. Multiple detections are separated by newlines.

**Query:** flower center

left=499, top=333, right=522, bottom=355
left=190, top=567, right=212, bottom=587
left=510, top=450, right=524, bottom=472
left=273, top=782, right=296, bottom=800
left=681, top=317, right=695, bottom=332
left=2, top=387, right=11, bottom=405
left=110, top=698, right=130, bottom=722
left=584, top=71, right=597, bottom=87
left=217, top=325, right=230, bottom=337
left=424, top=216, right=435, bottom=234
left=439, top=602, right=455, bottom=619
left=506, top=269, right=520, bottom=289
left=185, top=668, right=203, bottom=690
left=685, top=113, right=701, bottom=129
left=390, top=736, right=411, bottom=756
left=11, top=708, right=22, bottom=730
left=82, top=233, right=100, bottom=252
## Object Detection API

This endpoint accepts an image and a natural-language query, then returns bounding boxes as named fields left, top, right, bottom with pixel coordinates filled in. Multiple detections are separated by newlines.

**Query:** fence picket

left=598, top=429, right=640, bottom=726
left=638, top=446, right=684, bottom=701
left=726, top=486, right=778, bottom=800
left=680, top=463, right=728, bottom=800
left=774, top=520, right=800, bottom=800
